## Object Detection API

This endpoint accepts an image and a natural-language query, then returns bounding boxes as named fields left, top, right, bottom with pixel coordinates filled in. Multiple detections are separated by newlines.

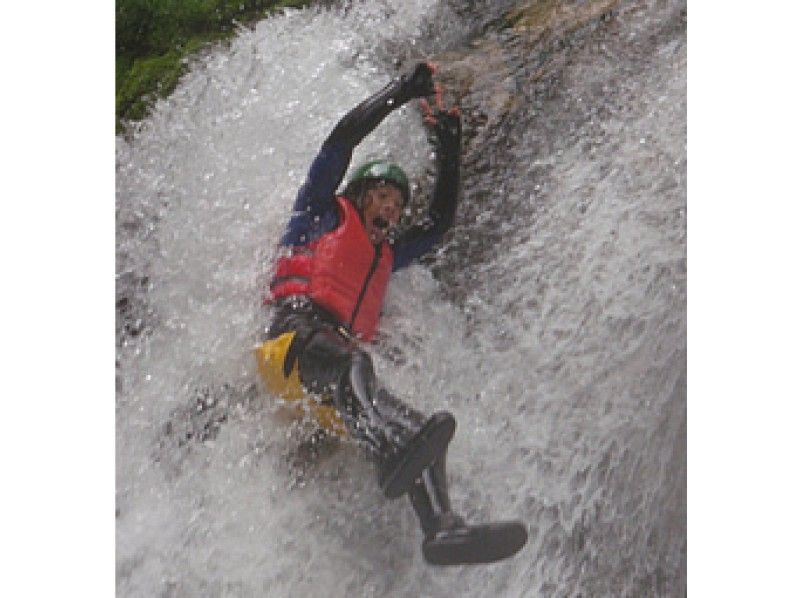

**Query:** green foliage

left=116, top=51, right=185, bottom=124
left=116, top=0, right=314, bottom=132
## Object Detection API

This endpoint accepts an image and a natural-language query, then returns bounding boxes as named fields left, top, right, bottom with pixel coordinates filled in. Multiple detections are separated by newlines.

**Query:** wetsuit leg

left=292, top=324, right=456, bottom=499
left=293, top=326, right=394, bottom=452
left=293, top=326, right=354, bottom=397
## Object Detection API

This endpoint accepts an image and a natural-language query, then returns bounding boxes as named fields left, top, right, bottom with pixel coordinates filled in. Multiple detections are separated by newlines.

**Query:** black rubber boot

left=377, top=408, right=456, bottom=500
left=409, top=454, right=528, bottom=566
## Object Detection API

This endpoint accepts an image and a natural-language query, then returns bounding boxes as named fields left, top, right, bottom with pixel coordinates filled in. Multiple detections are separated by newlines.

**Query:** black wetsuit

left=262, top=66, right=528, bottom=566
left=265, top=66, right=468, bottom=548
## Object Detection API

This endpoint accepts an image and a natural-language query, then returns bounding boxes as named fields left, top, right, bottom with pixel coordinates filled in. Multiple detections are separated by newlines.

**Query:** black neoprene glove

left=398, top=62, right=437, bottom=101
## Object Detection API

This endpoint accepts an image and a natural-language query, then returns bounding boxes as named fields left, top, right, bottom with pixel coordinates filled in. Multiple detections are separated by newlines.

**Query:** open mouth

left=373, top=216, right=390, bottom=231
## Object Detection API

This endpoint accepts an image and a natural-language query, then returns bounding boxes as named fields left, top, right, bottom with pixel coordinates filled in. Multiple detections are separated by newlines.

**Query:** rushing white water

left=116, top=0, right=686, bottom=595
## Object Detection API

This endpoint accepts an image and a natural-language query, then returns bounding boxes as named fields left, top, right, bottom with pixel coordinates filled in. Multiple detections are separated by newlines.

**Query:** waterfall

left=116, top=0, right=686, bottom=594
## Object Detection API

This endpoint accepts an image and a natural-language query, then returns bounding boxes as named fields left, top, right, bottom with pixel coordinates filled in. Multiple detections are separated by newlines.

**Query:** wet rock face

left=412, top=1, right=686, bottom=593
left=116, top=270, right=154, bottom=343
left=424, top=0, right=683, bottom=304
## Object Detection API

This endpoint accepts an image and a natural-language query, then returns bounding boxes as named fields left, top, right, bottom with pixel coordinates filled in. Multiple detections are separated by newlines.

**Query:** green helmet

left=347, top=160, right=410, bottom=205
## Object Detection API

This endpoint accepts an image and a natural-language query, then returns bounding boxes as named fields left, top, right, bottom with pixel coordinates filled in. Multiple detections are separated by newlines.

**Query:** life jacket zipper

left=349, top=244, right=382, bottom=330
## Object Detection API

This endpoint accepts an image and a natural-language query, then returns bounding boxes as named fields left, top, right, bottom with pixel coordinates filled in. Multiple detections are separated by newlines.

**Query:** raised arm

left=325, top=62, right=438, bottom=149
left=392, top=90, right=462, bottom=270
left=281, top=64, right=437, bottom=246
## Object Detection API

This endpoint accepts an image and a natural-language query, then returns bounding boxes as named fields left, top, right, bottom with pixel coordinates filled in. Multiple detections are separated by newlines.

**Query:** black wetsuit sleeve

left=324, top=71, right=429, bottom=149
left=314, top=77, right=416, bottom=205
left=392, top=113, right=462, bottom=270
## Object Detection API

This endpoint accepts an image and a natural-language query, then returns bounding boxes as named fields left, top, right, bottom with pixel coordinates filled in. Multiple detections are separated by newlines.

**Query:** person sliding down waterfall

left=255, top=62, right=527, bottom=566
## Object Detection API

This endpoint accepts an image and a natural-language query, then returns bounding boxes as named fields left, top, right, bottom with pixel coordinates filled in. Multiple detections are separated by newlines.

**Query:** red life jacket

left=269, top=196, right=394, bottom=341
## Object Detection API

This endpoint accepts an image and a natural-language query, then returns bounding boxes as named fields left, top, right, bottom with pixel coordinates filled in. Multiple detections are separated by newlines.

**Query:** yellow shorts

left=254, top=331, right=347, bottom=436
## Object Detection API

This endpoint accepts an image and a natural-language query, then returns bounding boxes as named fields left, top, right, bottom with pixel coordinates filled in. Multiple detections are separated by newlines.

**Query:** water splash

left=117, top=0, right=686, bottom=595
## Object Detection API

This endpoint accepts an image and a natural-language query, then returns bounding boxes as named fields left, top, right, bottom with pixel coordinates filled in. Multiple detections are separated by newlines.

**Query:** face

left=362, top=183, right=404, bottom=244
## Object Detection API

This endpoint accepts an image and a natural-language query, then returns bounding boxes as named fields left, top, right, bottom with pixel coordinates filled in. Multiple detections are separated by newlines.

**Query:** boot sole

left=380, top=411, right=456, bottom=499
left=422, top=521, right=528, bottom=566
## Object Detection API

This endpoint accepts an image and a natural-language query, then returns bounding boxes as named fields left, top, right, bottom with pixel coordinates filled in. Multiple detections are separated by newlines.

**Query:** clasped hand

left=401, top=61, right=462, bottom=152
